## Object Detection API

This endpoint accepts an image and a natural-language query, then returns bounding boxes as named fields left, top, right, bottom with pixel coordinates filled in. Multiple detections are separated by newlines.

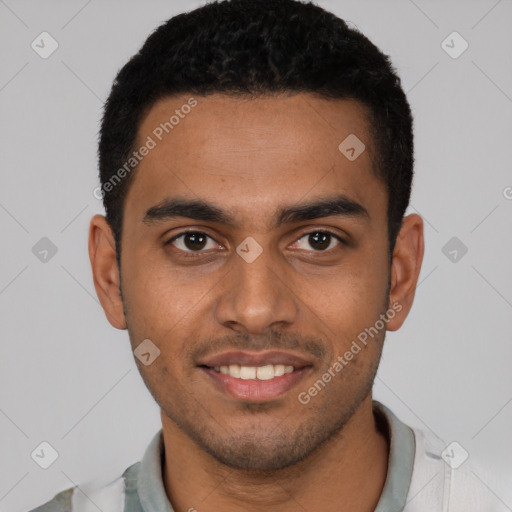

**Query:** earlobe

left=88, top=214, right=127, bottom=330
left=386, top=213, right=424, bottom=332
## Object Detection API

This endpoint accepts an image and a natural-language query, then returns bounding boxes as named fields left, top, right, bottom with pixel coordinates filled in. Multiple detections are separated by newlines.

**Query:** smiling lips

left=198, top=350, right=313, bottom=401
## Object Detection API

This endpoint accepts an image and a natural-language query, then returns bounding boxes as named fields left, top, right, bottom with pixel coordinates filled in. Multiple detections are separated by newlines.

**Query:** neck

left=161, top=395, right=389, bottom=512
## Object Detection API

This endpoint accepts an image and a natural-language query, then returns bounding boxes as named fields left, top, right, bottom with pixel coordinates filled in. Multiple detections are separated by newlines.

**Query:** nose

left=214, top=243, right=298, bottom=335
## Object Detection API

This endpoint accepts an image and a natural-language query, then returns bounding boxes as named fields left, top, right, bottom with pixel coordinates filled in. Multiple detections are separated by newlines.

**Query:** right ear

left=88, top=214, right=127, bottom=330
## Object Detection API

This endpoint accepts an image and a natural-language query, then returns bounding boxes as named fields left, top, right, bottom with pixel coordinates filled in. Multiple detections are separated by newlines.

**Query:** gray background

left=1, top=0, right=511, bottom=510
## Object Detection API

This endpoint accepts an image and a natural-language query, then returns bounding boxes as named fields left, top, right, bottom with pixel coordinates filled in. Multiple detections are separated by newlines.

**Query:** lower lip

left=199, top=366, right=312, bottom=402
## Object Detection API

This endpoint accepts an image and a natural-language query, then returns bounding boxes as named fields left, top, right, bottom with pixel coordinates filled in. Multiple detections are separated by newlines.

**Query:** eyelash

left=164, top=229, right=347, bottom=257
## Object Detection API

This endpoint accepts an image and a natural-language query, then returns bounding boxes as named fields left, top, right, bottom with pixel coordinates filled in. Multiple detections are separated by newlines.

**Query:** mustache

left=189, top=330, right=327, bottom=363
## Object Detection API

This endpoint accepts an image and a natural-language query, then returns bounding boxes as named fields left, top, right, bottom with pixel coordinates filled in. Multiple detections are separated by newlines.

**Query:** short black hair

left=98, top=0, right=414, bottom=271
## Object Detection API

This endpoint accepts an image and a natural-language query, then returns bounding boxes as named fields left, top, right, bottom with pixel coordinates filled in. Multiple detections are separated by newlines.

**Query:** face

left=90, top=93, right=422, bottom=471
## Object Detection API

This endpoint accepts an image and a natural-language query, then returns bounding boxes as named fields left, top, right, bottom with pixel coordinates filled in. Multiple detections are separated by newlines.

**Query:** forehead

left=124, top=93, right=385, bottom=230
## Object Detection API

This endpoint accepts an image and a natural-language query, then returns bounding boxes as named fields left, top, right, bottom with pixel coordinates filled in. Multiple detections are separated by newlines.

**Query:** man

left=29, top=0, right=509, bottom=510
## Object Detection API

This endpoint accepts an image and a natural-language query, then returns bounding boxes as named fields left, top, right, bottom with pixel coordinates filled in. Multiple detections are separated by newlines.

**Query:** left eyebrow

left=142, top=194, right=369, bottom=229
left=274, top=194, right=369, bottom=227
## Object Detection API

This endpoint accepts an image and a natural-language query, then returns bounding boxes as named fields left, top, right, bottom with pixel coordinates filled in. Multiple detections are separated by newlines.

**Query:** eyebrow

left=142, top=194, right=369, bottom=229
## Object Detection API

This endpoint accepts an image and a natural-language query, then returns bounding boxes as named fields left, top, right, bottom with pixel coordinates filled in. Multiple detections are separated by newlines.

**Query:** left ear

left=386, top=213, right=424, bottom=331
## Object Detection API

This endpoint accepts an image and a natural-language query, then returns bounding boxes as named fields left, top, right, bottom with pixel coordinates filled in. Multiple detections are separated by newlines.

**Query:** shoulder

left=26, top=487, right=75, bottom=512
left=407, top=426, right=512, bottom=511
left=26, top=463, right=140, bottom=512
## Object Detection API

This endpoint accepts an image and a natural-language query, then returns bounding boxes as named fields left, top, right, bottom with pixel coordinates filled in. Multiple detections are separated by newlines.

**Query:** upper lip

left=198, top=350, right=314, bottom=369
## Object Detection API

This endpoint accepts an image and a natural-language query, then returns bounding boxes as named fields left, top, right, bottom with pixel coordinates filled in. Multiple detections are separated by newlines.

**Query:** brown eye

left=182, top=232, right=208, bottom=251
left=294, top=230, right=345, bottom=252
left=308, top=231, right=331, bottom=250
left=166, top=231, right=217, bottom=252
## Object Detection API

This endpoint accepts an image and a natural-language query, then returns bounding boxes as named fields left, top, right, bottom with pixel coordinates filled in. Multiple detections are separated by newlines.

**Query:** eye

left=165, top=231, right=220, bottom=253
left=292, top=230, right=346, bottom=252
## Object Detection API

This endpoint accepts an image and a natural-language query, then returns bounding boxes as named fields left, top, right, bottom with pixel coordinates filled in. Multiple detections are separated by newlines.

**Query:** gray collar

left=373, top=400, right=416, bottom=512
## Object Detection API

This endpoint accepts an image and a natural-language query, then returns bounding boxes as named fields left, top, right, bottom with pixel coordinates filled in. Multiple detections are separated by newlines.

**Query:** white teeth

left=240, top=366, right=257, bottom=380
left=274, top=364, right=285, bottom=376
left=229, top=364, right=241, bottom=378
left=256, top=365, right=274, bottom=380
left=214, top=364, right=296, bottom=380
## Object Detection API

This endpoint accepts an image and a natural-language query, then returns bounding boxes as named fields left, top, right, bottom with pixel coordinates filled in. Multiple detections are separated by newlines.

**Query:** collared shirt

left=28, top=400, right=511, bottom=511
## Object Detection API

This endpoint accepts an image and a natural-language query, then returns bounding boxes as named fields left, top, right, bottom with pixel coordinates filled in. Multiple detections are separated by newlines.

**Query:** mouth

left=197, top=351, right=314, bottom=402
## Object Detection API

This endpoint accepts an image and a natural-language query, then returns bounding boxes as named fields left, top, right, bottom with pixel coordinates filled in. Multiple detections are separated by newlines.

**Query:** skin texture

left=89, top=93, right=424, bottom=512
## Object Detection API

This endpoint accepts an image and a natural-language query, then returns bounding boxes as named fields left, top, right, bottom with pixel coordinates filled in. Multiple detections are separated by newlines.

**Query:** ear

left=88, top=214, right=127, bottom=330
left=386, top=213, right=424, bottom=331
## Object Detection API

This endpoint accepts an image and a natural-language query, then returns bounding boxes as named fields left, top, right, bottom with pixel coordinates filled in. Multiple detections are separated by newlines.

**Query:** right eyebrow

left=142, top=197, right=235, bottom=226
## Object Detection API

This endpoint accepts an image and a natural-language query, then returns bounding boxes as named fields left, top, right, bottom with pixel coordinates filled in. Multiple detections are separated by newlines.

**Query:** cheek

left=138, top=360, right=196, bottom=415
left=122, top=251, right=205, bottom=334
left=122, top=262, right=217, bottom=375
left=313, top=250, right=389, bottom=344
